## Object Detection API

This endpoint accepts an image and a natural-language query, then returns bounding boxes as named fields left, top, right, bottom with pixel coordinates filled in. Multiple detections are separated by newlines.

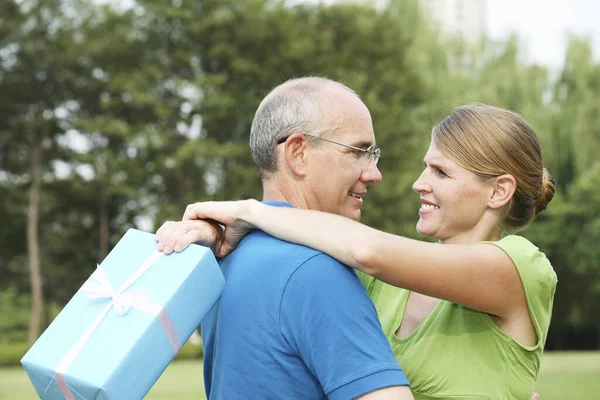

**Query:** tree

left=0, top=0, right=82, bottom=343
left=527, top=36, right=600, bottom=348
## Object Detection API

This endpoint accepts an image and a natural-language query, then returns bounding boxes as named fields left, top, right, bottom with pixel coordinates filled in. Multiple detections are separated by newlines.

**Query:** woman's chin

left=415, top=222, right=430, bottom=236
left=416, top=224, right=441, bottom=240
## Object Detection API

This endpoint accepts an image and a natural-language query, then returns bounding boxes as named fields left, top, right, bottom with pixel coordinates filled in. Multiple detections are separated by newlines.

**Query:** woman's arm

left=183, top=200, right=526, bottom=319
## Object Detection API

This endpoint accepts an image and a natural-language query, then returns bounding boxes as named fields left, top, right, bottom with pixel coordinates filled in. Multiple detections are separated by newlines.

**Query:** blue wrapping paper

left=21, top=228, right=225, bottom=400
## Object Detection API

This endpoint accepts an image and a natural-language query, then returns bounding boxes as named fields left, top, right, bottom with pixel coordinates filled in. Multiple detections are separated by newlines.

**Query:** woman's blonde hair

left=432, top=104, right=555, bottom=233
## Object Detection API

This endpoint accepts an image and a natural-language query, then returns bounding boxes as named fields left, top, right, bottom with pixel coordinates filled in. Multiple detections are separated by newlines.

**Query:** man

left=157, top=77, right=412, bottom=399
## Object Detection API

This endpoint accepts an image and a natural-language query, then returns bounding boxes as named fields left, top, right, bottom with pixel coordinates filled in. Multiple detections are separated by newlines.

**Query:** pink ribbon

left=54, top=250, right=181, bottom=400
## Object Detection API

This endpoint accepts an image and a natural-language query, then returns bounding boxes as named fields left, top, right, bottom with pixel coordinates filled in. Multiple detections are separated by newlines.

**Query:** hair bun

left=535, top=168, right=556, bottom=215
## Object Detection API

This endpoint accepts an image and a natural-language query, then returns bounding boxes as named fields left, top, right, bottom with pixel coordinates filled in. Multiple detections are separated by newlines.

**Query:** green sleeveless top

left=359, top=235, right=557, bottom=400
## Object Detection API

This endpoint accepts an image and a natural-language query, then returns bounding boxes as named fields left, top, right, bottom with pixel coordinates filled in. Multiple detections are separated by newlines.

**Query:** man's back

left=202, top=205, right=408, bottom=399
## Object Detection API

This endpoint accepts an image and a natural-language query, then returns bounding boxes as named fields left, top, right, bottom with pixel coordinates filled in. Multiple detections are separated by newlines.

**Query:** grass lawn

left=1, top=351, right=599, bottom=399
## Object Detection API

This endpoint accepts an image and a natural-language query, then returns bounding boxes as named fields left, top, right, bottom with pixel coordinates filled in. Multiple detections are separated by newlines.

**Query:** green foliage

left=1, top=0, right=599, bottom=349
left=0, top=343, right=29, bottom=367
left=175, top=341, right=204, bottom=361
left=0, top=289, right=30, bottom=344
left=0, top=340, right=202, bottom=367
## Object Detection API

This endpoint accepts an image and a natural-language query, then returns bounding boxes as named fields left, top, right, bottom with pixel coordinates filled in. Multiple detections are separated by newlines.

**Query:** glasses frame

left=276, top=134, right=381, bottom=165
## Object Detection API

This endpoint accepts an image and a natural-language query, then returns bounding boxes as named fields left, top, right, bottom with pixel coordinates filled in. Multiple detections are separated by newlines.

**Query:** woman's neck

left=439, top=228, right=502, bottom=245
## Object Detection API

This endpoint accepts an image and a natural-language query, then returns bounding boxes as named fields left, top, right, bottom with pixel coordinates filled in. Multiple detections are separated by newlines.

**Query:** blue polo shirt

left=202, top=202, right=408, bottom=399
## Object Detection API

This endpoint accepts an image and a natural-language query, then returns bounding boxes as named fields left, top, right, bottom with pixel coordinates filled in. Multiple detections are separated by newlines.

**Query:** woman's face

left=412, top=142, right=495, bottom=244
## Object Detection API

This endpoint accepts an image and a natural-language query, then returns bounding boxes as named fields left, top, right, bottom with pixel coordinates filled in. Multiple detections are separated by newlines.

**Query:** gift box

left=21, top=228, right=225, bottom=400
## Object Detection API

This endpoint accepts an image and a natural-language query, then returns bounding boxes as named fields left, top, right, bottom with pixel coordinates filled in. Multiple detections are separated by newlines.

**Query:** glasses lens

left=373, top=148, right=381, bottom=165
left=365, top=147, right=381, bottom=165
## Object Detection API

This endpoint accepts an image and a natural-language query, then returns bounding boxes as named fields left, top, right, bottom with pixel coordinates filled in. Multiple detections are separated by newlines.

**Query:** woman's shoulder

left=486, top=235, right=557, bottom=293
left=493, top=234, right=538, bottom=250
left=484, top=235, right=545, bottom=264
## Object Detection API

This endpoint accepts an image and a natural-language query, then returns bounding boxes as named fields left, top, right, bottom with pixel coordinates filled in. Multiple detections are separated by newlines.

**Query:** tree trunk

left=99, top=191, right=109, bottom=259
left=27, top=134, right=43, bottom=345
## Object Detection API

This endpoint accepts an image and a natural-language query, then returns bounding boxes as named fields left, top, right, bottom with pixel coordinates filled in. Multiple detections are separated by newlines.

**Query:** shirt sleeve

left=484, top=235, right=558, bottom=347
left=357, top=270, right=377, bottom=295
left=279, top=253, right=409, bottom=400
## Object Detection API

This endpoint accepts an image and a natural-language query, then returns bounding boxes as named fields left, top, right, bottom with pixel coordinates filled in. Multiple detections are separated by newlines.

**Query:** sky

left=312, top=0, right=600, bottom=69
left=485, top=0, right=600, bottom=68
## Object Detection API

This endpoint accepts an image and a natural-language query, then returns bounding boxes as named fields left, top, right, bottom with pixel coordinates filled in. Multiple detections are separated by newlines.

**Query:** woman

left=163, top=104, right=556, bottom=399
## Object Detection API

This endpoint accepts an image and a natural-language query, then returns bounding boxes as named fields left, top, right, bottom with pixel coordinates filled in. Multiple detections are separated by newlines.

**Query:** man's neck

left=262, top=179, right=309, bottom=209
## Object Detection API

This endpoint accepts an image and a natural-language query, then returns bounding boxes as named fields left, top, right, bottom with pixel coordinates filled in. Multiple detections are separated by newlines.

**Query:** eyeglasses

left=277, top=134, right=381, bottom=166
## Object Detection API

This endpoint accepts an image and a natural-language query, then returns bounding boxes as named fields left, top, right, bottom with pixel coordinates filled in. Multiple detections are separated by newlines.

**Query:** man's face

left=303, top=95, right=382, bottom=221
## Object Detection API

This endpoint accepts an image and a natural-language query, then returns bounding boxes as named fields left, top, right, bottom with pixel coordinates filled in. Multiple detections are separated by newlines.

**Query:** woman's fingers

left=155, top=220, right=222, bottom=254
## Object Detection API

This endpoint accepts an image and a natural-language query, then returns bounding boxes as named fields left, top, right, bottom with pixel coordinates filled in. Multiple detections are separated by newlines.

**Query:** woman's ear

left=488, top=174, right=517, bottom=210
left=281, top=133, right=308, bottom=177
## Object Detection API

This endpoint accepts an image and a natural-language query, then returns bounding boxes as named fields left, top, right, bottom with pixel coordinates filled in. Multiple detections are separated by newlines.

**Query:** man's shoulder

left=294, top=251, right=353, bottom=273
left=217, top=230, right=350, bottom=289
left=238, top=230, right=349, bottom=268
left=284, top=252, right=361, bottom=299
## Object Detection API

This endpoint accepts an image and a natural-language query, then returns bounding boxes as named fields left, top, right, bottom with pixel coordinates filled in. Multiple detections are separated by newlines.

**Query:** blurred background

left=1, top=0, right=599, bottom=398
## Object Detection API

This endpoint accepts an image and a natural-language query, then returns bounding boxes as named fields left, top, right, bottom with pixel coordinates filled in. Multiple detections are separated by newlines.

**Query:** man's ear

left=488, top=174, right=516, bottom=210
left=281, top=133, right=309, bottom=177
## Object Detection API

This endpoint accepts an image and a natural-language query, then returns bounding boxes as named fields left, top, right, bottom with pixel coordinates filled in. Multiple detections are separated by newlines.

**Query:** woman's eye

left=435, top=168, right=448, bottom=177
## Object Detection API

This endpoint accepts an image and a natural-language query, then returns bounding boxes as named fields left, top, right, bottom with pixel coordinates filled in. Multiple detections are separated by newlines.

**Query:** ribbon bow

left=55, top=251, right=182, bottom=400
left=82, top=265, right=151, bottom=317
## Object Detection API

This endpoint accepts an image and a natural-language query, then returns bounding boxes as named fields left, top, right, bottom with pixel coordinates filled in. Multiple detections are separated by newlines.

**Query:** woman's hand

left=182, top=199, right=259, bottom=257
left=155, top=219, right=224, bottom=255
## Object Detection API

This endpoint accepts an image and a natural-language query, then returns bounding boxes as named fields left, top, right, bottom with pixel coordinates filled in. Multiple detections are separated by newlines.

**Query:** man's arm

left=280, top=253, right=412, bottom=400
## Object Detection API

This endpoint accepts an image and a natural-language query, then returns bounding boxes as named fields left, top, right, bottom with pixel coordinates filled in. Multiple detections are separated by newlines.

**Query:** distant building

left=324, top=0, right=486, bottom=44
left=421, top=0, right=485, bottom=44
left=319, top=0, right=389, bottom=11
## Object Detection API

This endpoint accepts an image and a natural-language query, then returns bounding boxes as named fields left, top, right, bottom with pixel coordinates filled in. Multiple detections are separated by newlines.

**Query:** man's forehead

left=326, top=123, right=377, bottom=148
left=325, top=97, right=372, bottom=126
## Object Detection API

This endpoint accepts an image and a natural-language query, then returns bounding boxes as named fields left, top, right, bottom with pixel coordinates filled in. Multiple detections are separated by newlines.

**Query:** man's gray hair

left=250, top=77, right=358, bottom=180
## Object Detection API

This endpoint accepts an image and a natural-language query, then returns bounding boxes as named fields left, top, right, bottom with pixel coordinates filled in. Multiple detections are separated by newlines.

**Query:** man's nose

left=362, top=160, right=383, bottom=184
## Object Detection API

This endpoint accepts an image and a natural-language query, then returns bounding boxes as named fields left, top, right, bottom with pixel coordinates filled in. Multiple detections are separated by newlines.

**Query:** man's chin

left=347, top=209, right=362, bottom=222
left=331, top=206, right=361, bottom=221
